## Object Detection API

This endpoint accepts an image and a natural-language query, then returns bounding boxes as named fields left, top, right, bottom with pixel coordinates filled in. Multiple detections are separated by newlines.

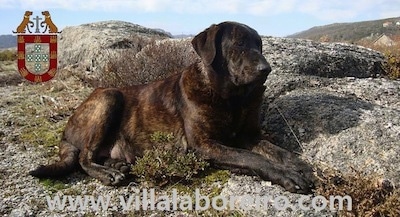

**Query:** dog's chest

left=207, top=105, right=249, bottom=140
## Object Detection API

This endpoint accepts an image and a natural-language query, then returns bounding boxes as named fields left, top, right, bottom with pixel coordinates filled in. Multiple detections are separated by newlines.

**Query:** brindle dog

left=30, top=21, right=315, bottom=193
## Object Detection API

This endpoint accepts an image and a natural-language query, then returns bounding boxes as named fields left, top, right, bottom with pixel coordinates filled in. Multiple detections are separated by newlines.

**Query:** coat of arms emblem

left=13, top=11, right=61, bottom=82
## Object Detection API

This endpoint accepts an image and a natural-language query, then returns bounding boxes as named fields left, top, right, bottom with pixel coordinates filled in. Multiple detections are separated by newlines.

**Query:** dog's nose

left=257, top=61, right=271, bottom=74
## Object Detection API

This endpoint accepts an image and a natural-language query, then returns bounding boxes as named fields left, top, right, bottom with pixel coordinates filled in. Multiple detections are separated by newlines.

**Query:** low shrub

left=316, top=167, right=399, bottom=217
left=384, top=50, right=400, bottom=79
left=100, top=38, right=199, bottom=87
left=131, top=132, right=209, bottom=187
left=358, top=43, right=400, bottom=79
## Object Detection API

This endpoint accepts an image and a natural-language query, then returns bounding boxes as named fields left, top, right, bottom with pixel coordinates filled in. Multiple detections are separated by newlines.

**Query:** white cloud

left=298, top=0, right=400, bottom=21
left=1, top=0, right=399, bottom=21
left=298, top=1, right=356, bottom=21
left=0, top=0, right=291, bottom=13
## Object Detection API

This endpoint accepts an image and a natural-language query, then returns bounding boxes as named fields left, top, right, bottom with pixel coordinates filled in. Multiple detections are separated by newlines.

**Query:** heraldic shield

left=17, top=35, right=57, bottom=82
left=14, top=11, right=61, bottom=83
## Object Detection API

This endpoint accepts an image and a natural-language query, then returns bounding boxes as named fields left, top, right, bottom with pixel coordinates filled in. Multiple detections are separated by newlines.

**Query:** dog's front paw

left=260, top=164, right=316, bottom=194
left=280, top=169, right=315, bottom=194
left=282, top=156, right=317, bottom=194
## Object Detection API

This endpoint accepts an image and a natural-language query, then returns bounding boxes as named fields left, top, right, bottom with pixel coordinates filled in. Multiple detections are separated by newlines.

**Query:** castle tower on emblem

left=13, top=11, right=61, bottom=82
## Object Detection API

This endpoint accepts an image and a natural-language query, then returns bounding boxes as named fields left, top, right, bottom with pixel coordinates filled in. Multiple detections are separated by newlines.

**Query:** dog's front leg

left=192, top=139, right=314, bottom=194
left=249, top=140, right=316, bottom=191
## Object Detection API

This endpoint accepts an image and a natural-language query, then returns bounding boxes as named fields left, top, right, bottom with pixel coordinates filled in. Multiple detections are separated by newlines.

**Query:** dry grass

left=373, top=44, right=400, bottom=79
left=383, top=49, right=400, bottom=79
left=0, top=50, right=17, bottom=61
left=99, top=37, right=199, bottom=87
left=0, top=61, right=23, bottom=87
left=316, top=167, right=399, bottom=217
left=357, top=43, right=400, bottom=79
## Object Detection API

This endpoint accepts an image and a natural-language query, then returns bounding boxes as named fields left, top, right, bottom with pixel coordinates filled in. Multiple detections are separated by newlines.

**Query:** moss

left=18, top=114, right=65, bottom=147
left=202, top=169, right=231, bottom=185
left=171, top=169, right=231, bottom=195
left=40, top=178, right=69, bottom=193
left=165, top=169, right=239, bottom=216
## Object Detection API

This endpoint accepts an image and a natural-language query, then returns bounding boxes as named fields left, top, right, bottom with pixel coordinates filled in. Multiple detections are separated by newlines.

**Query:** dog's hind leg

left=75, top=89, right=128, bottom=185
left=103, top=158, right=132, bottom=174
left=79, top=152, right=126, bottom=185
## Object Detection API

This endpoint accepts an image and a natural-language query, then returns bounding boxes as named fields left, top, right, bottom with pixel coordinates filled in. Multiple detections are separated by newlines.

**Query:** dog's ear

left=191, top=24, right=220, bottom=66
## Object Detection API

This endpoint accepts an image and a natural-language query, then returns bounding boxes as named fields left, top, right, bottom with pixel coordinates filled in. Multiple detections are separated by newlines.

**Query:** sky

left=1, top=0, right=400, bottom=37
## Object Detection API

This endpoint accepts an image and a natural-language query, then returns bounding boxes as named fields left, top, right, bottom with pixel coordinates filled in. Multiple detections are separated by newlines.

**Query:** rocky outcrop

left=213, top=37, right=399, bottom=216
left=259, top=37, right=399, bottom=182
left=58, top=21, right=171, bottom=72
left=262, top=37, right=386, bottom=78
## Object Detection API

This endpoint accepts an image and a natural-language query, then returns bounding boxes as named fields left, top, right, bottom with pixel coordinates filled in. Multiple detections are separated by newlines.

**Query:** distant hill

left=0, top=35, right=17, bottom=49
left=288, top=17, right=400, bottom=43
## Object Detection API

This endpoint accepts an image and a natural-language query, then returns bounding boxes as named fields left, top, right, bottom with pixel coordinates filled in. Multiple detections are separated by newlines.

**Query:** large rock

left=262, top=37, right=386, bottom=78
left=217, top=37, right=399, bottom=216
left=58, top=21, right=171, bottom=73
left=259, top=37, right=399, bottom=182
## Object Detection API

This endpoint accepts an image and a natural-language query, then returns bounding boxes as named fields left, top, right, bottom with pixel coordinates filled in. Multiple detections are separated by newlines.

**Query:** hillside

left=288, top=17, right=400, bottom=43
left=0, top=35, right=16, bottom=49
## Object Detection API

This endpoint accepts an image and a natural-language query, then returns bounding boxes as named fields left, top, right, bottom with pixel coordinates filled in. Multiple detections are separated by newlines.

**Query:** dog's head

left=192, top=21, right=271, bottom=95
left=42, top=11, right=50, bottom=16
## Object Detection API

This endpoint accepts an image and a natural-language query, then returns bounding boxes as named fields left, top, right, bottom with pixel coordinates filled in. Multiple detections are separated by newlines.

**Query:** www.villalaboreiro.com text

left=46, top=188, right=352, bottom=212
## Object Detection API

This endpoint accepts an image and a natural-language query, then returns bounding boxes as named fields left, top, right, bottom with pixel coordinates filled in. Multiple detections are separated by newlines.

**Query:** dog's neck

left=180, top=62, right=213, bottom=101
left=180, top=62, right=260, bottom=107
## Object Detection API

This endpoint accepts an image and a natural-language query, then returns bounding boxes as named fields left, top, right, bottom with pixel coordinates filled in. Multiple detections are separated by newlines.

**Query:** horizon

left=0, top=0, right=400, bottom=37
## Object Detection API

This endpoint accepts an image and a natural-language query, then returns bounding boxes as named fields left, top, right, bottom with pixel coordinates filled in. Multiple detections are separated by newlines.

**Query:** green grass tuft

left=39, top=178, right=69, bottom=193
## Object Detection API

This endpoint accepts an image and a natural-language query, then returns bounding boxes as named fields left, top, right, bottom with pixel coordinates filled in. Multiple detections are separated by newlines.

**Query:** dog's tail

left=29, top=140, right=80, bottom=178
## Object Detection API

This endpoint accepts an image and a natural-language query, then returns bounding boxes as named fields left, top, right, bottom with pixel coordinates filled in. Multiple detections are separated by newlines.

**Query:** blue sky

left=1, top=0, right=400, bottom=37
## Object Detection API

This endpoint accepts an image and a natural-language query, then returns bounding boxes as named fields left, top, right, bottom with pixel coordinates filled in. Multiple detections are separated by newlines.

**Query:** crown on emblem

left=34, top=36, right=41, bottom=43
left=50, top=35, right=57, bottom=43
